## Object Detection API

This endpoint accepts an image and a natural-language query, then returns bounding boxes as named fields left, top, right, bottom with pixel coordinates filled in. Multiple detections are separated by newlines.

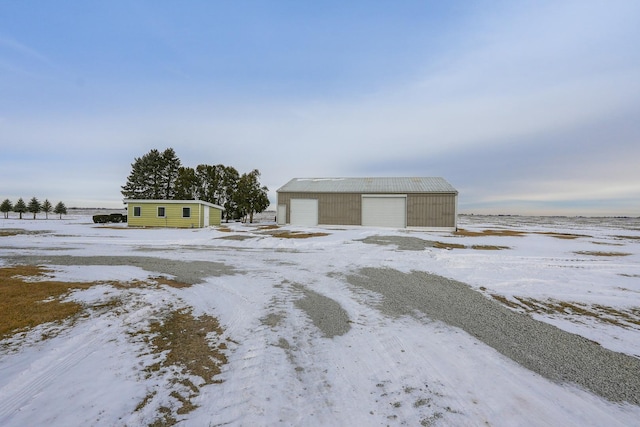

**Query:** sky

left=1, top=0, right=639, bottom=216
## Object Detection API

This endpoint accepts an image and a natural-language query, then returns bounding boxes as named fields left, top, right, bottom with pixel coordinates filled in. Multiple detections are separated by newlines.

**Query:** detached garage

left=276, top=177, right=458, bottom=230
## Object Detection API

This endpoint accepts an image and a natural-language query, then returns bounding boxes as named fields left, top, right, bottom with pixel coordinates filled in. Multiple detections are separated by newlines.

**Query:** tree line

left=120, top=148, right=269, bottom=223
left=1, top=197, right=67, bottom=219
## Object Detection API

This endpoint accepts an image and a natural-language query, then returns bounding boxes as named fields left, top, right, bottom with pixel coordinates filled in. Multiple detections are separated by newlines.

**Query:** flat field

left=1, top=213, right=639, bottom=426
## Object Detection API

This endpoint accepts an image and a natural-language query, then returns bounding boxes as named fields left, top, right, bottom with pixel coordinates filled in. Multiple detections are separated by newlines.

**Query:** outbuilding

left=123, top=199, right=224, bottom=228
left=276, top=177, right=458, bottom=230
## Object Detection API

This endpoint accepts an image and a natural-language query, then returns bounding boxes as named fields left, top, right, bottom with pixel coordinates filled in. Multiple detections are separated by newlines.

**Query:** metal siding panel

left=318, top=193, right=361, bottom=225
left=407, top=194, right=456, bottom=227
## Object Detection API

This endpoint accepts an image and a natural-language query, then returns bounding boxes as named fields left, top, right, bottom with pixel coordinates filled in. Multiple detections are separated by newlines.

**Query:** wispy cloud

left=1, top=1, right=638, bottom=214
left=0, top=36, right=49, bottom=62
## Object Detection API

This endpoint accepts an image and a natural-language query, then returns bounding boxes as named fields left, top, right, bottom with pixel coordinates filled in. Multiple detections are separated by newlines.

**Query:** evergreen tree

left=174, top=167, right=199, bottom=200
left=1, top=199, right=12, bottom=219
left=236, top=169, right=270, bottom=223
left=14, top=198, right=27, bottom=219
left=121, top=148, right=181, bottom=200
left=28, top=197, right=41, bottom=219
left=161, top=148, right=181, bottom=199
left=42, top=199, right=53, bottom=219
left=195, top=164, right=224, bottom=204
left=220, top=166, right=239, bottom=222
left=54, top=201, right=67, bottom=219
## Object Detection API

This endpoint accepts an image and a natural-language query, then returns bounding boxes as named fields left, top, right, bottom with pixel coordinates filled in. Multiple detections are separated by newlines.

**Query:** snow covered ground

left=1, top=213, right=639, bottom=426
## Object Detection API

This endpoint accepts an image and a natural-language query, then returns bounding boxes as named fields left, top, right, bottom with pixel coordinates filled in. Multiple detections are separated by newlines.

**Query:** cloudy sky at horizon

left=1, top=1, right=639, bottom=216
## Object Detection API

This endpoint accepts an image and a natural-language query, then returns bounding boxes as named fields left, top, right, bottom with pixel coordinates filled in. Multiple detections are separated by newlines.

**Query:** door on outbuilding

left=290, top=199, right=318, bottom=226
left=203, top=206, right=210, bottom=227
left=361, top=195, right=406, bottom=228
left=277, top=204, right=286, bottom=225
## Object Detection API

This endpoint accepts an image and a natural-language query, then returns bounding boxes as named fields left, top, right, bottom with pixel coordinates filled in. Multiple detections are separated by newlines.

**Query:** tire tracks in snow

left=0, top=326, right=102, bottom=424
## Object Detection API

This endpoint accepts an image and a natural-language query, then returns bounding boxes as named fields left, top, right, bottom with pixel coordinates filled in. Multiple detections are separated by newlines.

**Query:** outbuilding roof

left=123, top=199, right=225, bottom=211
left=277, top=177, right=457, bottom=194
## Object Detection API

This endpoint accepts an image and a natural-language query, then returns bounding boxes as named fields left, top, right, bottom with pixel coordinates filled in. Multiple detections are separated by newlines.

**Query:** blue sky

left=1, top=1, right=639, bottom=215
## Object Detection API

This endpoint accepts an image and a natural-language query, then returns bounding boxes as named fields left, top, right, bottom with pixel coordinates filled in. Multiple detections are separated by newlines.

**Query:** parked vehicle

left=93, top=213, right=127, bottom=224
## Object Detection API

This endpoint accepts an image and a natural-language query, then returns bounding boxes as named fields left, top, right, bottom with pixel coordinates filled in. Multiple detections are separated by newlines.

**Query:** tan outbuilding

left=276, top=177, right=458, bottom=230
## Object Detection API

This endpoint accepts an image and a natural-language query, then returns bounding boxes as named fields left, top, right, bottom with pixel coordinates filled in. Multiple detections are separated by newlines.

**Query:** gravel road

left=346, top=267, right=640, bottom=405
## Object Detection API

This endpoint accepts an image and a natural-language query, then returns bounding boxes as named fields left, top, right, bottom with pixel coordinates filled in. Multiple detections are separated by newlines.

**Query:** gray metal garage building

left=276, top=177, right=458, bottom=230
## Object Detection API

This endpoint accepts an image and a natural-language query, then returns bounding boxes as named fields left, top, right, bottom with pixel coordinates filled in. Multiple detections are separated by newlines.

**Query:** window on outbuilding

left=182, top=207, right=191, bottom=218
left=133, top=206, right=141, bottom=217
left=157, top=207, right=166, bottom=218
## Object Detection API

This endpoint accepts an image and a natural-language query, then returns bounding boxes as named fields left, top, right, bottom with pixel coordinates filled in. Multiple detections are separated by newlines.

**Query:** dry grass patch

left=139, top=308, right=228, bottom=424
left=0, top=229, right=23, bottom=237
left=0, top=265, right=94, bottom=339
left=215, top=234, right=256, bottom=241
left=454, top=229, right=525, bottom=237
left=471, top=245, right=510, bottom=250
left=433, top=241, right=466, bottom=250
left=491, top=294, right=640, bottom=329
left=534, top=231, right=590, bottom=239
left=490, top=293, right=520, bottom=310
left=0, top=229, right=50, bottom=237
left=454, top=229, right=592, bottom=240
left=151, top=276, right=193, bottom=289
left=591, top=241, right=625, bottom=246
left=0, top=267, right=191, bottom=342
left=1, top=265, right=230, bottom=426
left=257, top=224, right=280, bottom=230
left=574, top=251, right=632, bottom=257
left=614, top=235, right=640, bottom=241
left=266, top=230, right=330, bottom=239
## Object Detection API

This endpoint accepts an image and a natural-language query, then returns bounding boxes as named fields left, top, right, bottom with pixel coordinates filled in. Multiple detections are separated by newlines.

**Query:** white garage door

left=362, top=196, right=406, bottom=228
left=290, top=199, right=318, bottom=226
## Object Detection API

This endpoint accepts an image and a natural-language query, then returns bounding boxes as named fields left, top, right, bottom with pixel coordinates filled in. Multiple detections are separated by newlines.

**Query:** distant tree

left=42, top=199, right=53, bottom=219
left=174, top=166, right=199, bottom=200
left=121, top=148, right=181, bottom=200
left=14, top=198, right=27, bottom=219
left=54, top=201, right=67, bottom=219
left=235, top=169, right=269, bottom=223
left=195, top=164, right=225, bottom=204
left=28, top=197, right=41, bottom=219
left=1, top=199, right=13, bottom=219
left=220, top=166, right=239, bottom=222
left=161, top=148, right=181, bottom=199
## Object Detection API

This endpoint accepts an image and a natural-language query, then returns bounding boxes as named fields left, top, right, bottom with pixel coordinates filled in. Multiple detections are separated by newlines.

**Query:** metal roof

left=123, top=199, right=225, bottom=211
left=277, top=177, right=457, bottom=194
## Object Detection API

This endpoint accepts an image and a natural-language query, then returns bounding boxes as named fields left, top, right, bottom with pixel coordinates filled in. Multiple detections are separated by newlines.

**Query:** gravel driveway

left=347, top=267, right=640, bottom=405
